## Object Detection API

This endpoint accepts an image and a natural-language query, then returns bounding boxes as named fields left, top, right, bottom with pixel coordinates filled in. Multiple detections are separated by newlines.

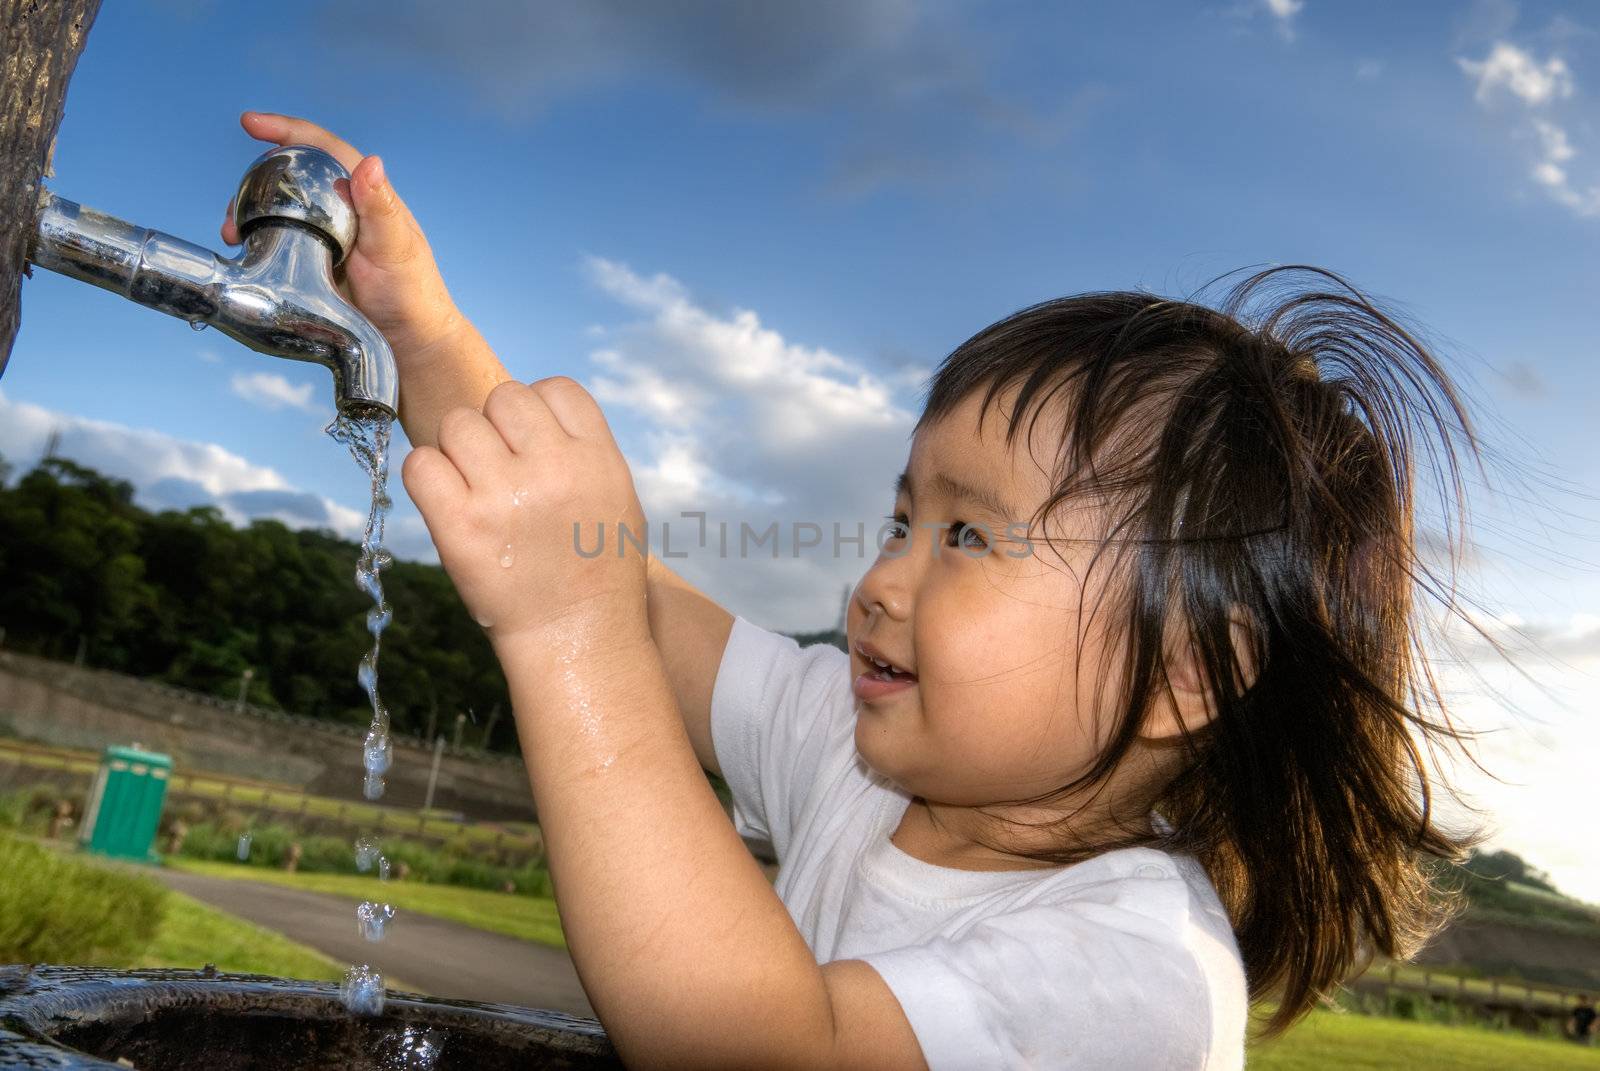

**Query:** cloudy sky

left=6, top=0, right=1600, bottom=897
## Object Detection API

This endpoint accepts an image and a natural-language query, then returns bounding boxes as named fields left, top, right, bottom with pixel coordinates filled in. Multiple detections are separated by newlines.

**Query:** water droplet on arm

left=499, top=543, right=515, bottom=569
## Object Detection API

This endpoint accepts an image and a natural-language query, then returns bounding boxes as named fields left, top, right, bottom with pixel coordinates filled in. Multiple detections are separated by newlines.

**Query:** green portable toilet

left=79, top=745, right=172, bottom=863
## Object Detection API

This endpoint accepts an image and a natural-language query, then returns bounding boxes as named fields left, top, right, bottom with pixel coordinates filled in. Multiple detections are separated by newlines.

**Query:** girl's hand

left=403, top=377, right=652, bottom=652
left=222, top=111, right=464, bottom=364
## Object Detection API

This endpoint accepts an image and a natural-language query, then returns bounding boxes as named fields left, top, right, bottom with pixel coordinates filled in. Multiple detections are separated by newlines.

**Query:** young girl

left=231, top=112, right=1483, bottom=1069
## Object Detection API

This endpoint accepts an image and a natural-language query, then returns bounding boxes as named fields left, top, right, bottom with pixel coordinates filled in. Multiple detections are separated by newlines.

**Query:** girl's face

left=848, top=386, right=1150, bottom=817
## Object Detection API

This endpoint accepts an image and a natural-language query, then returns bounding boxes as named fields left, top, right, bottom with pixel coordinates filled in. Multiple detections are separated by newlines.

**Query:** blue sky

left=5, top=0, right=1600, bottom=895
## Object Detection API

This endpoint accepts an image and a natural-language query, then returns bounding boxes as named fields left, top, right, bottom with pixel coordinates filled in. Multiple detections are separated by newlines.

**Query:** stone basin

left=0, top=966, right=622, bottom=1069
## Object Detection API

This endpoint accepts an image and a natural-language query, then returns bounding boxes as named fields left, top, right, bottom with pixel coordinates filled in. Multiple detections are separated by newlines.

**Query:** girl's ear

left=1142, top=603, right=1260, bottom=742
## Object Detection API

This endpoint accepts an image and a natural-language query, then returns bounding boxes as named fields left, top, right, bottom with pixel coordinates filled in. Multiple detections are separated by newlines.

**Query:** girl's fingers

left=483, top=380, right=564, bottom=456
left=239, top=111, right=364, bottom=174
left=228, top=115, right=423, bottom=272
left=401, top=445, right=468, bottom=516
left=435, top=406, right=511, bottom=491
left=344, top=154, right=422, bottom=268
left=531, top=376, right=617, bottom=445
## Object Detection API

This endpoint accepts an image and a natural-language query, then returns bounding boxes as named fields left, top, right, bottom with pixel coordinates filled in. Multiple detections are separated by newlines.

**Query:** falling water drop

left=341, top=964, right=385, bottom=1016
left=356, top=900, right=396, bottom=942
left=355, top=836, right=380, bottom=873
left=364, top=729, right=394, bottom=776
left=378, top=855, right=392, bottom=882
left=236, top=832, right=252, bottom=861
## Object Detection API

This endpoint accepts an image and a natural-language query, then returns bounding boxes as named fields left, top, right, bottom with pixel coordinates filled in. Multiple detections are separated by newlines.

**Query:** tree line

left=0, top=451, right=516, bottom=752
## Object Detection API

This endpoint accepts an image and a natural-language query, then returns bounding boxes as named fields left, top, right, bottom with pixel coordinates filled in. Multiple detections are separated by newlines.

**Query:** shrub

left=175, top=819, right=553, bottom=896
left=0, top=832, right=166, bottom=964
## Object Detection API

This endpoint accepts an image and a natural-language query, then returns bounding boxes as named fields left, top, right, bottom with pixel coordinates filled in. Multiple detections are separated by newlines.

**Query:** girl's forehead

left=911, top=389, right=1063, bottom=493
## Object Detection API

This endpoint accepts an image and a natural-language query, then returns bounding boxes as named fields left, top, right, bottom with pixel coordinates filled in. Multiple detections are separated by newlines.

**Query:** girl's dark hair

left=915, top=265, right=1488, bottom=1038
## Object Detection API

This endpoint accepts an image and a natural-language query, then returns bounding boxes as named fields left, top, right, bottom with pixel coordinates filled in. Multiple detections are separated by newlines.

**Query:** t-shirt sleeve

left=857, top=885, right=1221, bottom=1071
left=708, top=614, right=855, bottom=862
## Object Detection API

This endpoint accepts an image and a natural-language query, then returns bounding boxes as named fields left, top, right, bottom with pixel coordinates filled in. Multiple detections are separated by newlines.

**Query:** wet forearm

left=394, top=315, right=514, bottom=448
left=494, top=623, right=837, bottom=1069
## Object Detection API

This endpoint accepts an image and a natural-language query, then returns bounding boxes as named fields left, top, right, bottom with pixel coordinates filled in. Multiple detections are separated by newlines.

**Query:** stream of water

left=328, top=412, right=402, bottom=1026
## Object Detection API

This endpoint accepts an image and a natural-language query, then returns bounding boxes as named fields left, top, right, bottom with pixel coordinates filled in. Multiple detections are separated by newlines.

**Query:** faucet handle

left=231, top=145, right=358, bottom=266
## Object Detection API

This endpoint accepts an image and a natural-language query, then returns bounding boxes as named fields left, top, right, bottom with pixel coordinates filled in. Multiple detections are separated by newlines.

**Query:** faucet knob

left=231, top=145, right=358, bottom=266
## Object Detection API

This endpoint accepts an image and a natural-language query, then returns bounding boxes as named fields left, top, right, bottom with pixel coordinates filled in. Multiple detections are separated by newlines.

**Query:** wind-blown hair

left=915, top=265, right=1487, bottom=1037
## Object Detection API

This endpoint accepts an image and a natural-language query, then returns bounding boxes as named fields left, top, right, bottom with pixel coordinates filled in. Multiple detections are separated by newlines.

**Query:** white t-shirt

left=710, top=614, right=1249, bottom=1071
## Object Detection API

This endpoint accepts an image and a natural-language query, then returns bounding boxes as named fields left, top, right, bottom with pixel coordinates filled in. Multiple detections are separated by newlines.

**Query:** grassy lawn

left=171, top=857, right=567, bottom=949
left=1248, top=1008, right=1600, bottom=1068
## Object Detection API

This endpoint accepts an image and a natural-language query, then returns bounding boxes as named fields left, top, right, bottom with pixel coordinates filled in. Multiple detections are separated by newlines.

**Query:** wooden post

left=0, top=0, right=105, bottom=373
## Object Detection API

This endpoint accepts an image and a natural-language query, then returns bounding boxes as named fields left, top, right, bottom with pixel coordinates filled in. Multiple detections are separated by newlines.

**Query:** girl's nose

left=854, top=568, right=908, bottom=623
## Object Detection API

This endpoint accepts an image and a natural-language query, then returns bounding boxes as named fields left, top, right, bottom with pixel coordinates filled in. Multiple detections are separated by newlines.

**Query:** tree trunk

left=0, top=0, right=103, bottom=379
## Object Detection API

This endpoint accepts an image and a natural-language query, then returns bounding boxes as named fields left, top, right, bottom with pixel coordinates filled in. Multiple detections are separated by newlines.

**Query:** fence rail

left=0, top=737, right=542, bottom=864
left=0, top=649, right=524, bottom=767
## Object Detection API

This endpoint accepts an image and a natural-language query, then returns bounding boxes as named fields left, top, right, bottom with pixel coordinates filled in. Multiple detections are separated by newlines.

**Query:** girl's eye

left=950, top=521, right=988, bottom=551
left=883, top=513, right=909, bottom=540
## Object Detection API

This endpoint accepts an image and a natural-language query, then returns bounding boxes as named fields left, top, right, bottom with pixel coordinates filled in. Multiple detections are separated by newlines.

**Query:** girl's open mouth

left=853, top=644, right=917, bottom=701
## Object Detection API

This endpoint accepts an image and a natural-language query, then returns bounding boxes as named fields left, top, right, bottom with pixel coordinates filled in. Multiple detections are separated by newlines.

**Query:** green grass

left=0, top=832, right=165, bottom=963
left=137, top=890, right=346, bottom=982
left=171, top=858, right=567, bottom=949
left=0, top=831, right=349, bottom=984
left=1248, top=1008, right=1600, bottom=1068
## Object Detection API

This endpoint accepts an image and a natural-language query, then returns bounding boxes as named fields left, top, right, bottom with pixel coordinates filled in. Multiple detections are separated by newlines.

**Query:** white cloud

left=1528, top=118, right=1600, bottom=215
left=1262, top=0, right=1303, bottom=40
left=0, top=389, right=431, bottom=557
left=1458, top=41, right=1600, bottom=217
left=579, top=256, right=922, bottom=630
left=1458, top=41, right=1574, bottom=106
left=230, top=371, right=319, bottom=412
left=1355, top=58, right=1382, bottom=81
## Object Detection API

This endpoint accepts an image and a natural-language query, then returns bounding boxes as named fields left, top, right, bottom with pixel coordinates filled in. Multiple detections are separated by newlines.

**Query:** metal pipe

left=22, top=145, right=397, bottom=418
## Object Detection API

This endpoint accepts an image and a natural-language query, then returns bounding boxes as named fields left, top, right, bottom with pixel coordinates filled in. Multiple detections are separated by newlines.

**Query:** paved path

left=150, top=868, right=595, bottom=1018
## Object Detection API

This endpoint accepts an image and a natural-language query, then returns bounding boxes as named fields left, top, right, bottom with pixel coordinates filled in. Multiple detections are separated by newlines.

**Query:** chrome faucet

left=22, top=145, right=397, bottom=418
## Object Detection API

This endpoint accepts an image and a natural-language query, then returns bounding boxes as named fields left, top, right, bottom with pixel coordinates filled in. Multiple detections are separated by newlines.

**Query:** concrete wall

left=0, top=651, right=536, bottom=821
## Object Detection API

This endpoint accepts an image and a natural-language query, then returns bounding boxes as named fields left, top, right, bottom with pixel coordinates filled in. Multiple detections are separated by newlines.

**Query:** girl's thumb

left=349, top=155, right=415, bottom=266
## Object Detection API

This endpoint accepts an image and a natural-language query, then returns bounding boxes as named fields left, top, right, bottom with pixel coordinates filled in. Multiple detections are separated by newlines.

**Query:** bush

left=0, top=786, right=68, bottom=835
left=0, top=832, right=166, bottom=964
left=175, top=819, right=553, bottom=897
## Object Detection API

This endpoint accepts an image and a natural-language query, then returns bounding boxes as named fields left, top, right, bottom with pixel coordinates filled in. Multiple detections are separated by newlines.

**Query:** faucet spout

left=23, top=146, right=398, bottom=418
